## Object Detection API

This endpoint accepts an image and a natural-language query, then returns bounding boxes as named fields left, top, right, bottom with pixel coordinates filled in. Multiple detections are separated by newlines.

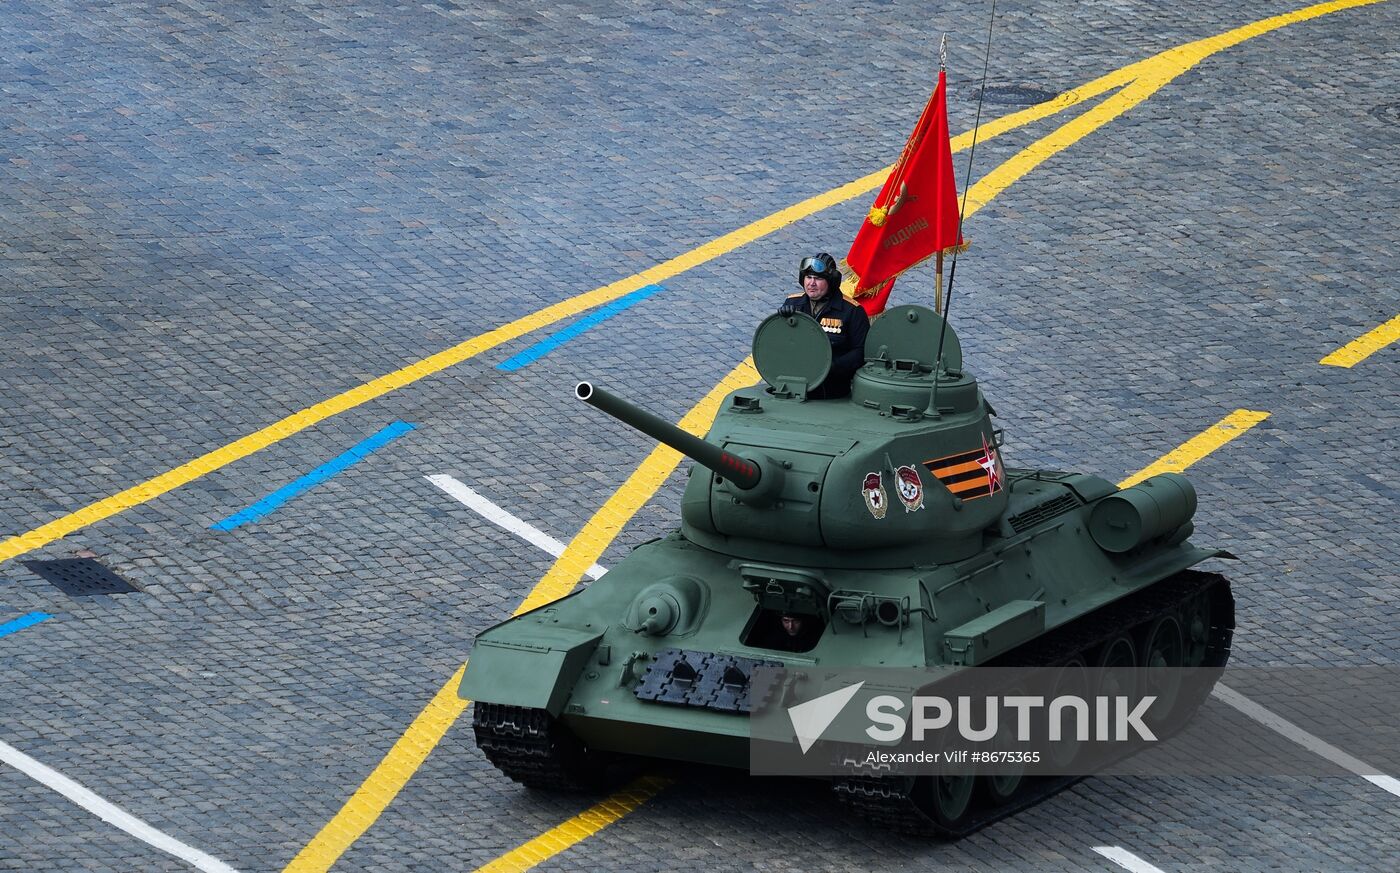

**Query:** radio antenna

left=930, top=0, right=996, bottom=416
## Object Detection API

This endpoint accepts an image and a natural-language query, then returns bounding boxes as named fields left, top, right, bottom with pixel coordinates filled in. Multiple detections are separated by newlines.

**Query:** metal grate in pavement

left=23, top=558, right=138, bottom=597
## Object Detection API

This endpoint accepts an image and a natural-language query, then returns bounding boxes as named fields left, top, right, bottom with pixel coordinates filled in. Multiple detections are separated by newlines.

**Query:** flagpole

left=935, top=251, right=944, bottom=315
left=929, top=4, right=995, bottom=419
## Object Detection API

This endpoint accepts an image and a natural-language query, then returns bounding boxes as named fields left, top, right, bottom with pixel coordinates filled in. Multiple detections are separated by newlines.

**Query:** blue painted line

left=211, top=421, right=416, bottom=531
left=0, top=611, right=51, bottom=640
left=496, top=283, right=667, bottom=371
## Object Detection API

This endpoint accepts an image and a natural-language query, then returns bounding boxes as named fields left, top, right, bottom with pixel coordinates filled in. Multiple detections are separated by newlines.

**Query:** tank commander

left=777, top=252, right=870, bottom=398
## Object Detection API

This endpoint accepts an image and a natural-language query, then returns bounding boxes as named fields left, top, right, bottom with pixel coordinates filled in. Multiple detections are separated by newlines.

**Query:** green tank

left=460, top=304, right=1234, bottom=836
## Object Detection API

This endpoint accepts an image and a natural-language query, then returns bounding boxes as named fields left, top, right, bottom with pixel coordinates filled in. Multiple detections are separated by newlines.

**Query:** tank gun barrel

left=576, top=382, right=762, bottom=490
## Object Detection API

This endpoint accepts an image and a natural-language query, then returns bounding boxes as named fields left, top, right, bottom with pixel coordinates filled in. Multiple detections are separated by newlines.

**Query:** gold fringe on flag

left=840, top=239, right=971, bottom=301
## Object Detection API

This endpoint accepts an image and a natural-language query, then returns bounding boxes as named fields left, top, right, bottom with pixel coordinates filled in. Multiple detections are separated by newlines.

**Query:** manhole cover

left=974, top=84, right=1060, bottom=105
left=1369, top=102, right=1400, bottom=124
left=24, top=558, right=138, bottom=597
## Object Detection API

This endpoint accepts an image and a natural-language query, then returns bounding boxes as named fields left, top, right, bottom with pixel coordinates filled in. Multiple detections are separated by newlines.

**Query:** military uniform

left=782, top=291, right=870, bottom=398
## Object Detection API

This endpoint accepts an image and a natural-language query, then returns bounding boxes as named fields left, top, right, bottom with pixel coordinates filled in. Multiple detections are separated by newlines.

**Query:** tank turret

left=578, top=306, right=1011, bottom=566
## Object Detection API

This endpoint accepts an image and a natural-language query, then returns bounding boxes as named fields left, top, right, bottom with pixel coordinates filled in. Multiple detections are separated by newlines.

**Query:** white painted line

left=0, top=739, right=239, bottom=872
left=427, top=474, right=608, bottom=581
left=1363, top=774, right=1400, bottom=796
left=1093, top=846, right=1168, bottom=873
left=1211, top=683, right=1400, bottom=799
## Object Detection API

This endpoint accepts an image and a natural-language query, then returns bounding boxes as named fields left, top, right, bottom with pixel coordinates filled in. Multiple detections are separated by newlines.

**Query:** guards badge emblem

left=861, top=471, right=888, bottom=519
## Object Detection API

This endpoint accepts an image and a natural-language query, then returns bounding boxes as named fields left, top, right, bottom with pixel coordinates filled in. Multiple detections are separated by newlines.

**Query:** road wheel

left=1181, top=592, right=1212, bottom=668
left=1143, top=615, right=1185, bottom=719
left=1045, top=656, right=1090, bottom=771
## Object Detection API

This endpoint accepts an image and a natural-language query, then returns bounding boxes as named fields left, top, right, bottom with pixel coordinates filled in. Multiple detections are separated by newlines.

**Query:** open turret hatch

left=752, top=312, right=832, bottom=399
left=864, top=304, right=962, bottom=373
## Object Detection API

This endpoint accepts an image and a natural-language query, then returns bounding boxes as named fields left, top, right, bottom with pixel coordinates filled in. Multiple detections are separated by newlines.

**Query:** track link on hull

left=831, top=570, right=1235, bottom=838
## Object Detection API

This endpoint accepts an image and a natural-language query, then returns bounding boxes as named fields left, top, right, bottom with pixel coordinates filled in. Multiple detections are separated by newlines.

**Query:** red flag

left=846, top=70, right=963, bottom=316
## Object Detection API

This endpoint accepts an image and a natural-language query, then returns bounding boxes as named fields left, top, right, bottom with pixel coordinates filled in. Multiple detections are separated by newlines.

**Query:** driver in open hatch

left=747, top=611, right=822, bottom=652
left=777, top=252, right=870, bottom=399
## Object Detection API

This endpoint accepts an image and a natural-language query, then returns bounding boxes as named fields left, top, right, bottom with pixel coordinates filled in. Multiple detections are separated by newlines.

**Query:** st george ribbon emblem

left=861, top=472, right=888, bottom=519
left=895, top=465, right=925, bottom=512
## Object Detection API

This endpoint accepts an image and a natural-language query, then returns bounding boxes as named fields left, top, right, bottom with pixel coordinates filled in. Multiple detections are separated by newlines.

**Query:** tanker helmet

left=798, top=252, right=842, bottom=292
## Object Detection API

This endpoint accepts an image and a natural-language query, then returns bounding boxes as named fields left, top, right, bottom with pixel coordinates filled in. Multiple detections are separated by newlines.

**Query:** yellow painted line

left=472, top=776, right=673, bottom=873
left=524, top=0, right=1375, bottom=615
left=288, top=2, right=1386, bottom=868
left=282, top=361, right=756, bottom=873
left=1, top=1, right=1385, bottom=570
left=283, top=663, right=471, bottom=873
left=0, top=31, right=1142, bottom=569
left=1319, top=314, right=1400, bottom=367
left=1118, top=409, right=1271, bottom=489
left=963, top=0, right=1390, bottom=215
left=0, top=199, right=824, bottom=565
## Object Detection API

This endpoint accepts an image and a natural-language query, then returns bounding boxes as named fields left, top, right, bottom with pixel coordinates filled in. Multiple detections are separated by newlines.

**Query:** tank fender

left=459, top=624, right=604, bottom=716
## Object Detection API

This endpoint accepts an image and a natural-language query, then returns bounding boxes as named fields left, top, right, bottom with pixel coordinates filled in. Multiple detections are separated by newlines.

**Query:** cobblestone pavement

left=2, top=0, right=1398, bottom=871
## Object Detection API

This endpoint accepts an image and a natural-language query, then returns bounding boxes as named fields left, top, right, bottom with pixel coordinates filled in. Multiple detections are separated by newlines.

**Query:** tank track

left=472, top=701, right=619, bottom=791
left=831, top=569, right=1234, bottom=838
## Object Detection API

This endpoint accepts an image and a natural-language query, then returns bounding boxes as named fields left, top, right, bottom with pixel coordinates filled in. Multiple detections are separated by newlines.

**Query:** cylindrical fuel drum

left=1089, top=473, right=1198, bottom=553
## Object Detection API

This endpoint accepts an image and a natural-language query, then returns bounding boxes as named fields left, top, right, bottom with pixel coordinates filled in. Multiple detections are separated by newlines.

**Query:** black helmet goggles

left=799, top=254, right=835, bottom=276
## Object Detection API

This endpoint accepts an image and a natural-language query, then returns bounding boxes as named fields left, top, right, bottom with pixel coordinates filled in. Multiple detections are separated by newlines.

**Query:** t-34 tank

left=460, top=305, right=1234, bottom=836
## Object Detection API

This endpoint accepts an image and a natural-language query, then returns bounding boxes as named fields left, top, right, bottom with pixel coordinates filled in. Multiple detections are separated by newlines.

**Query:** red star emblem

left=976, top=433, right=1002, bottom=495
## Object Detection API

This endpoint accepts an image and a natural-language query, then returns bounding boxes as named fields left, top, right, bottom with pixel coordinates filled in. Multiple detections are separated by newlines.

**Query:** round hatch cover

left=864, top=304, right=962, bottom=372
left=752, top=312, right=832, bottom=390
